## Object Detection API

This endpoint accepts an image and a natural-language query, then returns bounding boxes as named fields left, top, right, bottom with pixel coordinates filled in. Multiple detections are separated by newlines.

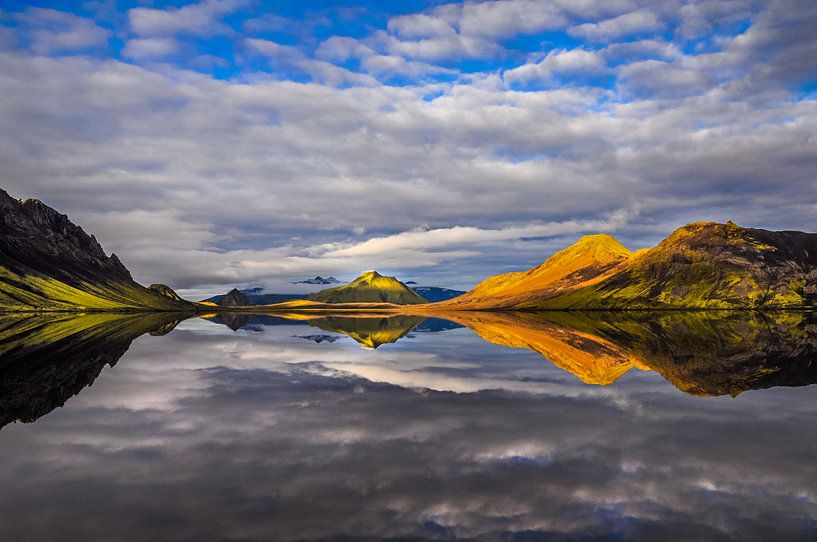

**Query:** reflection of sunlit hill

left=421, top=310, right=817, bottom=395
left=307, top=315, right=426, bottom=348
left=0, top=312, right=185, bottom=429
left=437, top=234, right=632, bottom=310
left=529, top=311, right=817, bottom=396
left=434, top=311, right=638, bottom=385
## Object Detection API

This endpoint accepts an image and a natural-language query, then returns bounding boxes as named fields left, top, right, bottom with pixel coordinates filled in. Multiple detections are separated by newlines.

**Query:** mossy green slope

left=535, top=222, right=817, bottom=309
left=308, top=271, right=427, bottom=304
left=0, top=189, right=191, bottom=312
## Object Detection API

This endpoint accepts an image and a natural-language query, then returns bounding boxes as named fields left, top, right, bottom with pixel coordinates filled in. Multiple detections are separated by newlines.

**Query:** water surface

left=0, top=311, right=816, bottom=541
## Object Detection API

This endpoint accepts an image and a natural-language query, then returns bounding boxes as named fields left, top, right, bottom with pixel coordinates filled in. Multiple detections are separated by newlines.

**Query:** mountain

left=438, top=222, right=817, bottom=310
left=411, top=286, right=465, bottom=302
left=537, top=221, right=817, bottom=309
left=308, top=271, right=427, bottom=304
left=439, top=234, right=632, bottom=309
left=202, top=290, right=308, bottom=305
left=220, top=288, right=252, bottom=307
left=0, top=189, right=191, bottom=312
left=293, top=276, right=343, bottom=285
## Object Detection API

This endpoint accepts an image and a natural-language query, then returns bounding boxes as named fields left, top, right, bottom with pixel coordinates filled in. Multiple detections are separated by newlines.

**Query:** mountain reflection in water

left=0, top=310, right=815, bottom=541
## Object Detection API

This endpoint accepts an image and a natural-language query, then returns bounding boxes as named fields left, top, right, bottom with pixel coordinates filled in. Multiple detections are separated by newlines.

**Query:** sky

left=0, top=0, right=816, bottom=297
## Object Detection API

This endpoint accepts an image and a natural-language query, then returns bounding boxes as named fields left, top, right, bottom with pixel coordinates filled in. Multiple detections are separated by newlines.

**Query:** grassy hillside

left=536, top=222, right=817, bottom=309
left=0, top=189, right=192, bottom=312
left=309, top=271, right=427, bottom=304
left=439, top=234, right=632, bottom=309
left=0, top=265, right=190, bottom=312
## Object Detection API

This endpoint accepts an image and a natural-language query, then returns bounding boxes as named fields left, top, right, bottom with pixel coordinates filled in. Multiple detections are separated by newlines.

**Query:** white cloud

left=324, top=221, right=622, bottom=259
left=128, top=0, right=246, bottom=38
left=246, top=38, right=380, bottom=86
left=122, top=37, right=180, bottom=60
left=15, top=8, right=110, bottom=55
left=568, top=10, right=665, bottom=42
left=504, top=49, right=607, bottom=84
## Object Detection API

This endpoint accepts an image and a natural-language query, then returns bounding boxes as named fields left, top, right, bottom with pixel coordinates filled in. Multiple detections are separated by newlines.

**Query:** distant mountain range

left=0, top=189, right=190, bottom=311
left=201, top=284, right=462, bottom=306
left=308, top=271, right=426, bottom=304
left=410, top=286, right=465, bottom=302
left=292, top=276, right=344, bottom=285
left=202, top=290, right=309, bottom=306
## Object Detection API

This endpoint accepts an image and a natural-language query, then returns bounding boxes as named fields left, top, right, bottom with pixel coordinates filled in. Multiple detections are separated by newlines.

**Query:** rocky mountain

left=411, top=286, right=465, bottom=302
left=219, top=288, right=253, bottom=307
left=438, top=234, right=632, bottom=309
left=0, top=189, right=191, bottom=311
left=202, top=290, right=308, bottom=305
left=537, top=222, right=817, bottom=309
left=437, top=222, right=817, bottom=310
left=308, top=271, right=427, bottom=304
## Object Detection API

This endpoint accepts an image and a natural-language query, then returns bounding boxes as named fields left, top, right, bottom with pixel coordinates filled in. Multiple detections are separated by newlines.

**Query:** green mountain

left=496, top=221, right=817, bottom=310
left=308, top=271, right=427, bottom=304
left=0, top=189, right=192, bottom=312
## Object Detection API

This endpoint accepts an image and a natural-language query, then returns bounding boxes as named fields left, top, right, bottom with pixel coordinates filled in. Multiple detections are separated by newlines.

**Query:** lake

left=0, top=310, right=816, bottom=541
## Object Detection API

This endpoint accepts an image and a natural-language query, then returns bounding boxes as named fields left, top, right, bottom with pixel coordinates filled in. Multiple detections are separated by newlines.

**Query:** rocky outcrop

left=149, top=284, right=185, bottom=302
left=220, top=288, right=253, bottom=307
left=0, top=189, right=132, bottom=285
left=0, top=189, right=191, bottom=311
left=539, top=221, right=817, bottom=309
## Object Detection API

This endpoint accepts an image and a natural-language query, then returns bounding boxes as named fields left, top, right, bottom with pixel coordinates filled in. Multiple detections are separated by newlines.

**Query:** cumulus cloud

left=504, top=48, right=608, bottom=84
left=569, top=10, right=665, bottom=42
left=122, top=37, right=180, bottom=60
left=128, top=0, right=246, bottom=37
left=14, top=7, right=110, bottom=55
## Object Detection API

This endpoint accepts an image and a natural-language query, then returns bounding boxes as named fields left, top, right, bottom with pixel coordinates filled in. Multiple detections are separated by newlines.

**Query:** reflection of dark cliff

left=206, top=313, right=296, bottom=332
left=538, top=311, right=817, bottom=396
left=0, top=313, right=186, bottom=429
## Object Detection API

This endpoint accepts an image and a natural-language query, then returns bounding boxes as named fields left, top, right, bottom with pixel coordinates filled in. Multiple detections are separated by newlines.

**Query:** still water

left=0, top=311, right=816, bottom=541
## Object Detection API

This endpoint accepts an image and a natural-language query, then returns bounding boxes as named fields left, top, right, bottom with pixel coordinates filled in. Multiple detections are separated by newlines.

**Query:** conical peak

left=553, top=233, right=631, bottom=264
left=355, top=270, right=384, bottom=282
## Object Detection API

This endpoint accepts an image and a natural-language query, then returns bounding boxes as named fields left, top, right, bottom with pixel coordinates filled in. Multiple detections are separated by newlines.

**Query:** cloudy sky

left=1, top=0, right=816, bottom=296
